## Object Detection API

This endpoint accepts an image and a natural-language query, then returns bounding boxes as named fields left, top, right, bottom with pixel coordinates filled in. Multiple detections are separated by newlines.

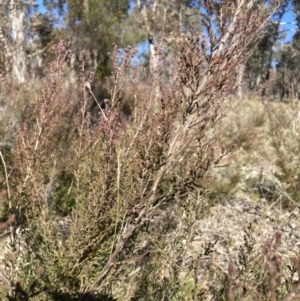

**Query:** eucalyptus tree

left=0, top=0, right=32, bottom=83
left=244, top=0, right=290, bottom=96
left=133, top=0, right=202, bottom=70
left=42, top=0, right=141, bottom=81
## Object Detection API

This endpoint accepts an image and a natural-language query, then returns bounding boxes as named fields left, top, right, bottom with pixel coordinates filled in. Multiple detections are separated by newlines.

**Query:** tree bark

left=9, top=0, right=27, bottom=83
left=236, top=64, right=245, bottom=100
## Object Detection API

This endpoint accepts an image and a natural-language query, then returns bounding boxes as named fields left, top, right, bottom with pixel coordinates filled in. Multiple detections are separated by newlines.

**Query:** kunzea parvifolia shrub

left=1, top=1, right=280, bottom=300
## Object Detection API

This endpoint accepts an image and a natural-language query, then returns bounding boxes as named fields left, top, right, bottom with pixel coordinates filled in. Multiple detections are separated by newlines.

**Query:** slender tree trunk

left=0, top=1, right=11, bottom=77
left=9, top=0, right=27, bottom=83
left=137, top=0, right=159, bottom=72
left=0, top=26, right=9, bottom=76
left=236, top=64, right=244, bottom=100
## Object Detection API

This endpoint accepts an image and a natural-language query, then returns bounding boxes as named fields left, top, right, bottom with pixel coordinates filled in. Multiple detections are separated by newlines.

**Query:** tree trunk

left=9, top=0, right=27, bottom=83
left=0, top=1, right=11, bottom=77
left=236, top=64, right=244, bottom=100
left=137, top=0, right=159, bottom=72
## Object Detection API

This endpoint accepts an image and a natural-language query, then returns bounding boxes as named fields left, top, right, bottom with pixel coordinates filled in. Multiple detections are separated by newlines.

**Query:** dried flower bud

left=273, top=254, right=282, bottom=267
left=263, top=239, right=272, bottom=255
left=0, top=190, right=7, bottom=197
left=291, top=257, right=299, bottom=269
left=228, top=264, right=235, bottom=277
left=275, top=231, right=282, bottom=243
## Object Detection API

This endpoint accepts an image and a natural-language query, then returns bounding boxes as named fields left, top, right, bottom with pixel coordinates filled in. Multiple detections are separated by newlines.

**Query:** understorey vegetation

left=1, top=1, right=300, bottom=300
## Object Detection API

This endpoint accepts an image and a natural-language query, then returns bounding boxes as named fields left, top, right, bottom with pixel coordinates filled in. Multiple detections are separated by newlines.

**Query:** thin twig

left=0, top=267, right=15, bottom=289
left=0, top=150, right=10, bottom=201
left=84, top=82, right=108, bottom=121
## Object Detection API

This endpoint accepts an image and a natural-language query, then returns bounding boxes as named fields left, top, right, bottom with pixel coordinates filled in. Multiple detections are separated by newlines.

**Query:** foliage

left=2, top=1, right=300, bottom=301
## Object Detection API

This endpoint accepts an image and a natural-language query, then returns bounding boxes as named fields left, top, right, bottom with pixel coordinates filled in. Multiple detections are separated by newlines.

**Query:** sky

left=36, top=0, right=45, bottom=13
left=281, top=10, right=297, bottom=43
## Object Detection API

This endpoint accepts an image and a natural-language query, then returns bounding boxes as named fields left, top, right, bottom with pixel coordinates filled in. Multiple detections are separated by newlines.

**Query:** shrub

left=0, top=1, right=284, bottom=300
